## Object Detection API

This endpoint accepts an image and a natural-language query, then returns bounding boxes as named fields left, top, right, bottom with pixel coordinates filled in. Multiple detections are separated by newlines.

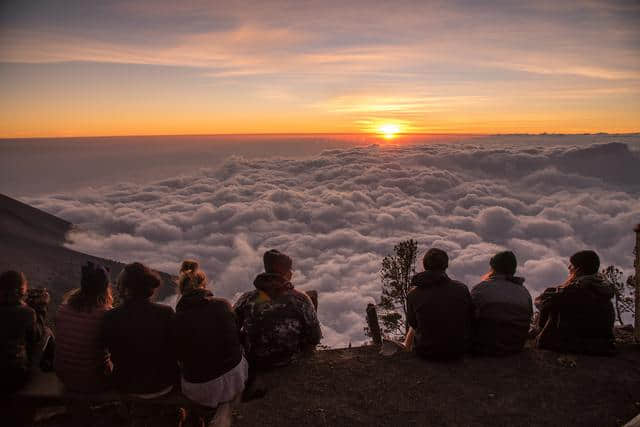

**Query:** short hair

left=65, top=262, right=112, bottom=312
left=178, top=259, right=207, bottom=293
left=117, top=262, right=161, bottom=299
left=0, top=270, right=27, bottom=305
left=263, top=249, right=292, bottom=274
left=570, top=250, right=600, bottom=275
left=423, top=248, right=449, bottom=271
left=490, top=251, right=517, bottom=276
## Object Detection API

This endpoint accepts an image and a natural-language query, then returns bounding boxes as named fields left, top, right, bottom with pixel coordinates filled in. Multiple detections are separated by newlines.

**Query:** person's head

left=117, top=262, right=161, bottom=300
left=0, top=270, right=27, bottom=306
left=65, top=262, right=112, bottom=312
left=423, top=248, right=449, bottom=271
left=263, top=249, right=293, bottom=280
left=178, top=259, right=208, bottom=294
left=489, top=251, right=518, bottom=276
left=569, top=250, right=600, bottom=276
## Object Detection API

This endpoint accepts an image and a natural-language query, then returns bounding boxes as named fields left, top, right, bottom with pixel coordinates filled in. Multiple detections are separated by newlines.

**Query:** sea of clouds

left=25, top=138, right=640, bottom=347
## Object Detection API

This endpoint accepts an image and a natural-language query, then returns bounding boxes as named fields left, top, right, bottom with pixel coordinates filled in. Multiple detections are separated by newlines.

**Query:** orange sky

left=1, top=1, right=639, bottom=138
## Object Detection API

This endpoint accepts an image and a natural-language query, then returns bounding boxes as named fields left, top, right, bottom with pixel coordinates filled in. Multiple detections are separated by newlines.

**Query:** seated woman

left=55, top=262, right=112, bottom=393
left=102, top=262, right=177, bottom=399
left=172, top=261, right=247, bottom=422
left=470, top=251, right=533, bottom=356
left=0, top=270, right=43, bottom=394
left=535, top=250, right=615, bottom=355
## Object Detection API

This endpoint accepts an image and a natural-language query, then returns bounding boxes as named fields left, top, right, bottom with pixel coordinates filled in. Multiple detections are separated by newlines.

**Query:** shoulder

left=234, top=290, right=258, bottom=309
left=450, top=279, right=470, bottom=293
left=210, top=297, right=234, bottom=312
left=288, top=289, right=314, bottom=306
left=150, top=301, right=175, bottom=316
left=470, top=280, right=489, bottom=293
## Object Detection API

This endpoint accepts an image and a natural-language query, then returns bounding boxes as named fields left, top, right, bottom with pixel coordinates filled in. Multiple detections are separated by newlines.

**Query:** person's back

left=102, top=263, right=177, bottom=395
left=0, top=271, right=42, bottom=394
left=234, top=250, right=321, bottom=368
left=406, top=249, right=472, bottom=360
left=535, top=250, right=615, bottom=355
left=471, top=251, right=533, bottom=356
left=55, top=262, right=112, bottom=393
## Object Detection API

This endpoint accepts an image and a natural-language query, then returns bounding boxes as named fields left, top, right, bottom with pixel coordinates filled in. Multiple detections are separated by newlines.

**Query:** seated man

left=535, top=250, right=615, bottom=355
left=234, top=249, right=321, bottom=369
left=471, top=251, right=533, bottom=356
left=406, top=248, right=473, bottom=360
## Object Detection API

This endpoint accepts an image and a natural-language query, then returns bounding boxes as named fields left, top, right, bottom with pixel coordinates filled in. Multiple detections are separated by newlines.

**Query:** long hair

left=64, top=286, right=113, bottom=312
left=178, top=259, right=208, bottom=294
left=0, top=270, right=27, bottom=306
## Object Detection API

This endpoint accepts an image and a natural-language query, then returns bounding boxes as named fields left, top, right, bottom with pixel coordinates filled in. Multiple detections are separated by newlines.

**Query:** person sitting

left=0, top=270, right=44, bottom=394
left=470, top=251, right=533, bottom=356
left=406, top=248, right=473, bottom=360
left=55, top=262, right=113, bottom=393
left=172, top=260, right=248, bottom=424
left=102, top=262, right=177, bottom=399
left=234, top=249, right=321, bottom=369
left=535, top=250, right=615, bottom=355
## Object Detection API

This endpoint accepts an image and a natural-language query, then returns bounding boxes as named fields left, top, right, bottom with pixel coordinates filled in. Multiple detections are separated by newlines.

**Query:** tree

left=377, top=239, right=418, bottom=339
left=601, top=265, right=635, bottom=326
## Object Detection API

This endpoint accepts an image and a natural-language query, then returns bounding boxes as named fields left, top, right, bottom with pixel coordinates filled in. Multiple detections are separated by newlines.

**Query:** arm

left=300, top=295, right=322, bottom=347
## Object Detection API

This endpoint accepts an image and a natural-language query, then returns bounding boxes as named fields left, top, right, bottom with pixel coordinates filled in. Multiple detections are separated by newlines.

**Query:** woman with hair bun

left=102, top=262, right=177, bottom=400
left=172, top=260, right=247, bottom=423
left=55, top=262, right=113, bottom=393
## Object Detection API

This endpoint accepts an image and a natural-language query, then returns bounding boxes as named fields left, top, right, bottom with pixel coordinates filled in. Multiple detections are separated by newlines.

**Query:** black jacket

left=535, top=274, right=615, bottom=355
left=0, top=303, right=42, bottom=393
left=102, top=299, right=177, bottom=394
left=407, top=271, right=473, bottom=360
left=173, top=288, right=243, bottom=383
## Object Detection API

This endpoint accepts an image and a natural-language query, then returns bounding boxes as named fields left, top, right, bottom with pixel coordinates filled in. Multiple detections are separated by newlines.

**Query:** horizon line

left=2, top=131, right=639, bottom=141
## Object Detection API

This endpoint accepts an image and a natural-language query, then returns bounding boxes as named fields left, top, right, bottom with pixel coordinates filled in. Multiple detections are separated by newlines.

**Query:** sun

left=378, top=123, right=401, bottom=139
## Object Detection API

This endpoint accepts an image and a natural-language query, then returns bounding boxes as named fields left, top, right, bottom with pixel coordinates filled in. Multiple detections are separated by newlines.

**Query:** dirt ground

left=234, top=342, right=640, bottom=427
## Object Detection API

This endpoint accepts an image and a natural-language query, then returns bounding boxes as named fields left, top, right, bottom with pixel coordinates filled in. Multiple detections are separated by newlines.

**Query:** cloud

left=28, top=140, right=640, bottom=347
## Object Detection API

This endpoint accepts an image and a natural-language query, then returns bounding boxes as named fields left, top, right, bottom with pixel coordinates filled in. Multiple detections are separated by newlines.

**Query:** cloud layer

left=28, top=139, right=640, bottom=346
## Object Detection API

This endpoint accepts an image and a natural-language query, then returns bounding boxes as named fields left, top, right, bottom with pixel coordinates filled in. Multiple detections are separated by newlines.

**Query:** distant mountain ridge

left=0, top=193, right=175, bottom=310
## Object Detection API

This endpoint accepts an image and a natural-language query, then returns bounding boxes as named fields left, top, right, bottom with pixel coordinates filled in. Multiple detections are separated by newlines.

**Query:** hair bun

left=180, top=259, right=199, bottom=273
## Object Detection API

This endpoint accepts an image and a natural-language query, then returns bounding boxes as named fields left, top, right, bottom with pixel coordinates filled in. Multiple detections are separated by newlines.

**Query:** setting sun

left=378, top=123, right=401, bottom=139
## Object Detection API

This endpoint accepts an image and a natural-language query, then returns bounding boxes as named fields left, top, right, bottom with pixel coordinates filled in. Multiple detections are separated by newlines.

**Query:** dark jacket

left=470, top=275, right=533, bottom=356
left=234, top=273, right=322, bottom=368
left=173, top=288, right=243, bottom=383
left=535, top=274, right=615, bottom=355
left=102, top=299, right=177, bottom=394
left=0, top=303, right=43, bottom=393
left=407, top=271, right=473, bottom=360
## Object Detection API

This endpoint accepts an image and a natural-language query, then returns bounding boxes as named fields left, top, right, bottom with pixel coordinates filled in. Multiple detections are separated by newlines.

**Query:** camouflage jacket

left=234, top=273, right=322, bottom=368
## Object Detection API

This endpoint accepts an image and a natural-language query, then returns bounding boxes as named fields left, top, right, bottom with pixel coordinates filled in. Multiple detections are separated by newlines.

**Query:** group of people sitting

left=403, top=248, right=615, bottom=360
left=0, top=246, right=616, bottom=424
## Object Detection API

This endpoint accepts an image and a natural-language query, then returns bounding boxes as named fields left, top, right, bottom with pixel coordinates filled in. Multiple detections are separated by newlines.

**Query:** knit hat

left=570, top=250, right=600, bottom=275
left=263, top=249, right=293, bottom=274
left=81, top=262, right=110, bottom=292
left=490, top=251, right=517, bottom=276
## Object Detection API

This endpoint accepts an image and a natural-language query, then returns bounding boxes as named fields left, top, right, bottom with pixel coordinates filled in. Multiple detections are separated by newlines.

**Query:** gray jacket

left=470, top=275, right=533, bottom=355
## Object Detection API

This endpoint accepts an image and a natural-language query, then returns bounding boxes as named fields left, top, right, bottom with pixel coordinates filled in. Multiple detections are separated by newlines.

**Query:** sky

left=19, top=134, right=640, bottom=347
left=1, top=0, right=639, bottom=137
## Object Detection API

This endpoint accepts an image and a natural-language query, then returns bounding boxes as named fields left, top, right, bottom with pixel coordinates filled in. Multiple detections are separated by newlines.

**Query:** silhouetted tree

left=377, top=239, right=418, bottom=339
left=601, top=265, right=635, bottom=325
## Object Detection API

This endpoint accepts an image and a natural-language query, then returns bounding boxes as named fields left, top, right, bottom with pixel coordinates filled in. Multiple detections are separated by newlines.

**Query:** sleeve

left=534, top=287, right=563, bottom=311
left=233, top=293, right=248, bottom=330
left=24, top=308, right=42, bottom=363
left=299, top=295, right=322, bottom=346
left=469, top=284, right=483, bottom=318
left=406, top=292, right=417, bottom=329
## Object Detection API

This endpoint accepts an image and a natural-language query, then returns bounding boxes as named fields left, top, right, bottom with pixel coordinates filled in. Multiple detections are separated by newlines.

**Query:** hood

left=488, top=274, right=525, bottom=286
left=571, top=274, right=615, bottom=298
left=253, top=272, right=293, bottom=298
left=411, top=270, right=450, bottom=288
left=176, top=288, right=214, bottom=312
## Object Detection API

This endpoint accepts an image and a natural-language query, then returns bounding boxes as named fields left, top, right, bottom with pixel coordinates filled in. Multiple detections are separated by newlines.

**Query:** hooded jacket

left=471, top=275, right=533, bottom=356
left=234, top=273, right=321, bottom=368
left=406, top=271, right=473, bottom=360
left=535, top=274, right=615, bottom=355
left=172, top=288, right=243, bottom=383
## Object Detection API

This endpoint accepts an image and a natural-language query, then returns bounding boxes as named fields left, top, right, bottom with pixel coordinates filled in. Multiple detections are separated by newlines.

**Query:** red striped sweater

left=55, top=304, right=111, bottom=392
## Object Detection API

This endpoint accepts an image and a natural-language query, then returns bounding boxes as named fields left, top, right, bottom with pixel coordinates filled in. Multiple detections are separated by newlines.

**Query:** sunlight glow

left=378, top=123, right=400, bottom=139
